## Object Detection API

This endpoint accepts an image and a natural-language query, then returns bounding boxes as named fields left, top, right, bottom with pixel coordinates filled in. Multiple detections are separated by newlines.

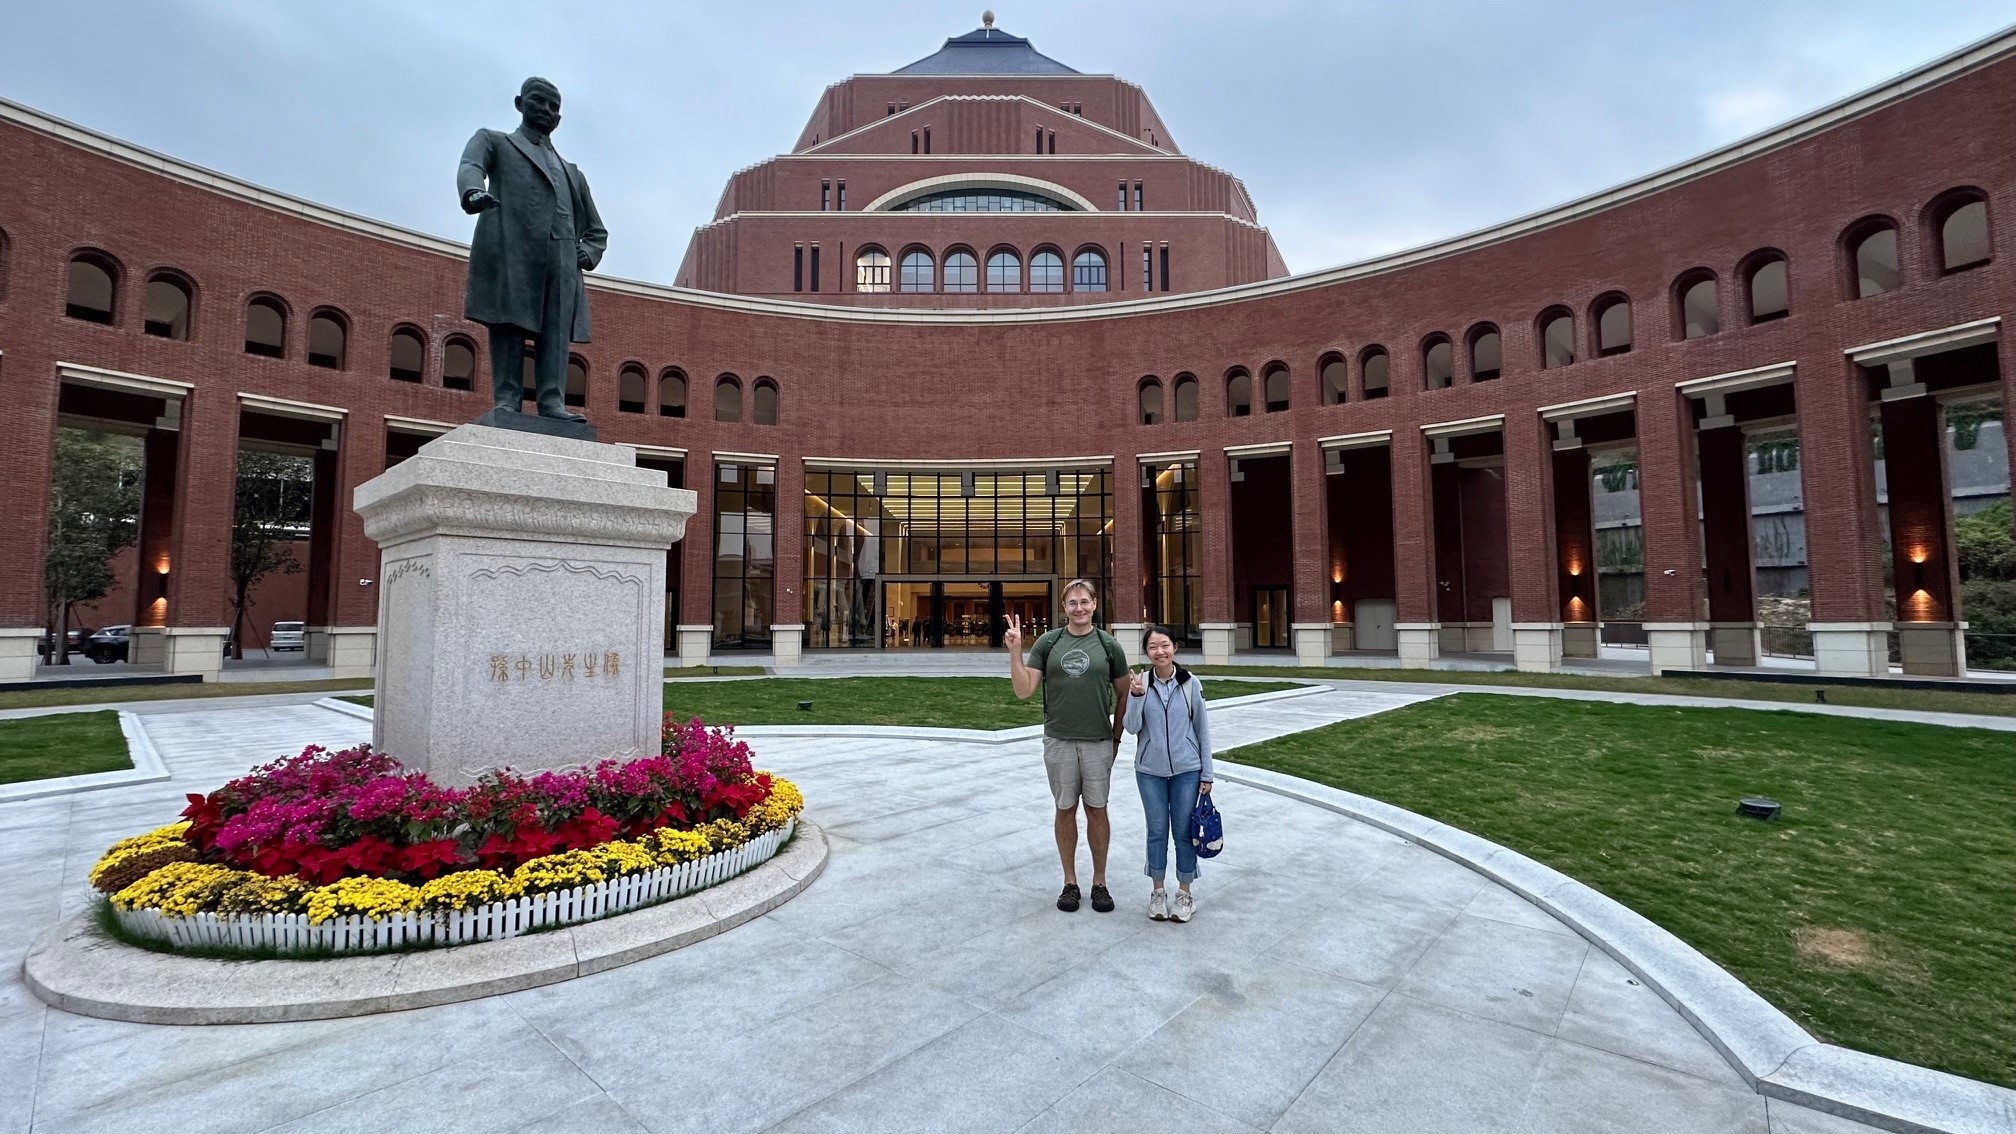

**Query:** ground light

left=798, top=700, right=814, bottom=711
left=1738, top=797, right=1783, bottom=820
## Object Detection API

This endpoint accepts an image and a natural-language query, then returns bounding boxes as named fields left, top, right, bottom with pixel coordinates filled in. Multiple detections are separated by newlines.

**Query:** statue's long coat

left=456, top=128, right=608, bottom=340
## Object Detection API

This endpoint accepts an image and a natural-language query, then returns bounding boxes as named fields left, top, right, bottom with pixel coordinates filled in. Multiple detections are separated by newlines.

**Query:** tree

left=43, top=429, right=142, bottom=664
left=228, top=450, right=311, bottom=660
left=1954, top=499, right=2016, bottom=670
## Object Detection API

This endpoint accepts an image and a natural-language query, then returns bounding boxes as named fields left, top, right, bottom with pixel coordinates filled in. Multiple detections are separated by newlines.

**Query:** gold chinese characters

left=487, top=652, right=623, bottom=682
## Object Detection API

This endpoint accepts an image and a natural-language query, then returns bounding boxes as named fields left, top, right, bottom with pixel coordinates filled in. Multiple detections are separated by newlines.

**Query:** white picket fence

left=111, top=819, right=795, bottom=955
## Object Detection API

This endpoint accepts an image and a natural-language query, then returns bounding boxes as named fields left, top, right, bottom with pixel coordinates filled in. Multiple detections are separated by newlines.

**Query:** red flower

left=298, top=836, right=400, bottom=884
left=180, top=792, right=226, bottom=850
left=249, top=840, right=316, bottom=878
left=397, top=839, right=464, bottom=880
left=555, top=807, right=620, bottom=851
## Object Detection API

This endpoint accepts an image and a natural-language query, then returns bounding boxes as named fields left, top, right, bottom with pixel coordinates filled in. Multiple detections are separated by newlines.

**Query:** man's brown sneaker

left=1057, top=883, right=1081, bottom=912
left=1090, top=884, right=1115, bottom=913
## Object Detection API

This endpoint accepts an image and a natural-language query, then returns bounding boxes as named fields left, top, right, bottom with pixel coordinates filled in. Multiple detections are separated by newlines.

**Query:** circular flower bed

left=89, top=715, right=804, bottom=953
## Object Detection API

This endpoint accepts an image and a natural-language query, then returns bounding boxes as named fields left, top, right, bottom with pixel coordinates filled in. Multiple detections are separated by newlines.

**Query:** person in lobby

left=1123, top=625, right=1214, bottom=923
left=1005, top=579, right=1132, bottom=913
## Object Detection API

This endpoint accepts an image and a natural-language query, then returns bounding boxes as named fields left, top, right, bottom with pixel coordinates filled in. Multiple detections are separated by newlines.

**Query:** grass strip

left=1225, top=692, right=2016, bottom=1088
left=1190, top=664, right=2016, bottom=719
left=0, top=679, right=372, bottom=712
left=0, top=710, right=132, bottom=785
left=664, top=676, right=1303, bottom=729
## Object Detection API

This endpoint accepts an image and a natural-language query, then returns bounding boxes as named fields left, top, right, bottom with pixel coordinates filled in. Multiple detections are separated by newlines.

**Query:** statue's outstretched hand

left=462, top=189, right=500, bottom=214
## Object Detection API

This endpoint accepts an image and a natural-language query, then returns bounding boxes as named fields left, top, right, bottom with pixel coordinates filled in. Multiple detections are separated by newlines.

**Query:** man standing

left=458, top=77, right=608, bottom=425
left=1007, top=578, right=1131, bottom=913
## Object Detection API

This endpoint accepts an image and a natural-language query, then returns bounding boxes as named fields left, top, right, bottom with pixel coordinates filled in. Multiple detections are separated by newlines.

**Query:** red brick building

left=1, top=21, right=2010, bottom=680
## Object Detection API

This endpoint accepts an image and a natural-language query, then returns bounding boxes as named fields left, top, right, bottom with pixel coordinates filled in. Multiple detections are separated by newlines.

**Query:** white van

left=271, top=621, right=306, bottom=651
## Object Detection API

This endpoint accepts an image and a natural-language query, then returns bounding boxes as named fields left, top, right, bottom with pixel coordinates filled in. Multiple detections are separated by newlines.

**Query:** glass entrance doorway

left=1252, top=585, right=1290, bottom=649
left=882, top=580, right=1052, bottom=648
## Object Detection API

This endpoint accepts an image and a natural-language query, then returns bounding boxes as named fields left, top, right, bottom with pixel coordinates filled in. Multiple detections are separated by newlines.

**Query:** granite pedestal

left=354, top=424, right=695, bottom=785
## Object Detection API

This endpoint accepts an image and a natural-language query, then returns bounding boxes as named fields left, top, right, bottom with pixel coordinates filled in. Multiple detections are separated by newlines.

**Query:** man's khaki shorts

left=1043, top=737, right=1119, bottom=809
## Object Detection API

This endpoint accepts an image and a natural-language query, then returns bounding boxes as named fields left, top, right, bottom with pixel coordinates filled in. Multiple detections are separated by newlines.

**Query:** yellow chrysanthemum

left=214, top=873, right=311, bottom=915
left=416, top=869, right=519, bottom=912
left=647, top=827, right=712, bottom=865
left=111, top=861, right=241, bottom=916
left=89, top=839, right=197, bottom=894
left=304, top=876, right=422, bottom=924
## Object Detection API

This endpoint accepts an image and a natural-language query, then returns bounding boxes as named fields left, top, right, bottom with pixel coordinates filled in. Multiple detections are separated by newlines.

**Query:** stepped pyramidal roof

left=890, top=15, right=1079, bottom=75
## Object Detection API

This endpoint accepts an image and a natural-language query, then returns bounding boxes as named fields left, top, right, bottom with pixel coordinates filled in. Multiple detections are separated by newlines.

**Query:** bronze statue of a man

left=458, top=77, right=608, bottom=424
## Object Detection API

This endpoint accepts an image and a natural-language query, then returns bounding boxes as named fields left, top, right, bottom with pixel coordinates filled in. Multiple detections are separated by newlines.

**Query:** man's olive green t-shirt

left=1027, top=627, right=1129, bottom=740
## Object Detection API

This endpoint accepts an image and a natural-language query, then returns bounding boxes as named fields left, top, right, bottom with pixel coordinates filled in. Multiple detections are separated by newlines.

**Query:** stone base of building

left=1896, top=621, right=1967, bottom=677
left=1330, top=623, right=1354, bottom=653
left=1437, top=622, right=1498, bottom=654
left=676, top=625, right=712, bottom=667
left=1395, top=623, right=1440, bottom=669
left=1645, top=623, right=1708, bottom=672
left=1200, top=623, right=1236, bottom=665
left=1291, top=623, right=1329, bottom=668
left=771, top=624, right=805, bottom=668
left=305, top=627, right=332, bottom=664
left=1110, top=623, right=1145, bottom=667
left=129, top=626, right=229, bottom=681
left=1510, top=624, right=1563, bottom=673
left=352, top=424, right=693, bottom=787
left=0, top=628, right=41, bottom=681
left=1707, top=622, right=1761, bottom=667
left=1561, top=622, right=1598, bottom=659
left=1808, top=622, right=1891, bottom=678
left=325, top=627, right=378, bottom=680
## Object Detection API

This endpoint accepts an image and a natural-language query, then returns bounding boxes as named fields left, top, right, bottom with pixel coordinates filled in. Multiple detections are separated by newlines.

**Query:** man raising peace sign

left=1008, top=579, right=1132, bottom=913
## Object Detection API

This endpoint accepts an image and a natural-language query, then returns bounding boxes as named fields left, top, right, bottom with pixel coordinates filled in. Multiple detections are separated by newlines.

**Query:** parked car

left=37, top=627, right=90, bottom=660
left=270, top=621, right=306, bottom=652
left=85, top=624, right=132, bottom=663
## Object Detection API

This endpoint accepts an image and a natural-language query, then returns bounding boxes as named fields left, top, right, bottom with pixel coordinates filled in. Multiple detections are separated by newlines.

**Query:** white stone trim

left=798, top=94, right=1167, bottom=160
left=1422, top=414, right=1505, bottom=439
left=238, top=393, right=347, bottom=421
left=1676, top=362, right=1798, bottom=399
left=56, top=362, right=193, bottom=399
left=861, top=171, right=1101, bottom=213
left=802, top=454, right=1112, bottom=469
left=1843, top=316, right=2001, bottom=366
left=1136, top=450, right=1201, bottom=463
left=1224, top=441, right=1291, bottom=458
left=690, top=206, right=1266, bottom=235
left=1317, top=429, right=1393, bottom=451
left=1538, top=392, right=1637, bottom=421
left=383, top=414, right=455, bottom=437
left=710, top=451, right=780, bottom=464
left=628, top=443, right=689, bottom=461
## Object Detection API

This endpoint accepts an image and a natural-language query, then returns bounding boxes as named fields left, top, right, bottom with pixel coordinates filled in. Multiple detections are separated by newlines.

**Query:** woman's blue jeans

left=1137, top=769, right=1201, bottom=884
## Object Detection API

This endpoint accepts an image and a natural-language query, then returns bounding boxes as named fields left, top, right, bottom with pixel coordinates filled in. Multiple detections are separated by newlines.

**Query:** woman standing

left=1122, top=625, right=1213, bottom=922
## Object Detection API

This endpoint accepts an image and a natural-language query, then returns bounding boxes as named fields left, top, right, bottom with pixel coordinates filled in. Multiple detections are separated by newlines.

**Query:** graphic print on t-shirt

left=1059, top=646, right=1092, bottom=677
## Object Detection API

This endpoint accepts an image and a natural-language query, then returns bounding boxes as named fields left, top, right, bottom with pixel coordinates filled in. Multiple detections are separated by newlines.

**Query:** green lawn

left=663, top=676, right=1303, bottom=729
left=0, top=679, right=372, bottom=712
left=0, top=711, right=132, bottom=784
left=1224, top=693, right=2016, bottom=1088
left=1191, top=664, right=2016, bottom=719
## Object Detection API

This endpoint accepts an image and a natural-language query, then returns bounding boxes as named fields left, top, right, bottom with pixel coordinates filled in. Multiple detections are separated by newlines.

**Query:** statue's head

left=514, top=77, right=563, bottom=135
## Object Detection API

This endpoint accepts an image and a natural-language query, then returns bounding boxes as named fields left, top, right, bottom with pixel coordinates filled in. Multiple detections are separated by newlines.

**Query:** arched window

left=307, top=309, right=347, bottom=369
left=141, top=272, right=192, bottom=339
left=1538, top=310, right=1575, bottom=369
left=1848, top=222, right=1900, bottom=297
left=1225, top=369, right=1253, bottom=417
left=1361, top=348, right=1390, bottom=399
left=942, top=249, right=978, bottom=293
left=1593, top=294, right=1632, bottom=356
left=855, top=248, right=891, bottom=293
left=64, top=251, right=118, bottom=324
left=1173, top=373, right=1199, bottom=421
left=442, top=336, right=477, bottom=391
left=1139, top=377, right=1165, bottom=425
left=617, top=364, right=647, bottom=413
left=244, top=296, right=287, bottom=357
left=1744, top=253, right=1789, bottom=323
left=1029, top=250, right=1065, bottom=293
left=714, top=375, right=742, bottom=422
left=898, top=249, right=934, bottom=292
left=1422, top=337, right=1453, bottom=389
left=388, top=327, right=426, bottom=382
left=1467, top=325, right=1501, bottom=381
left=1072, top=248, right=1108, bottom=292
left=659, top=369, right=688, bottom=418
left=1262, top=363, right=1290, bottom=412
left=752, top=378, right=779, bottom=426
left=1676, top=272, right=1719, bottom=339
left=1933, top=192, right=1990, bottom=272
left=564, top=356, right=589, bottom=407
left=986, top=249, right=1021, bottom=292
left=1319, top=354, right=1347, bottom=405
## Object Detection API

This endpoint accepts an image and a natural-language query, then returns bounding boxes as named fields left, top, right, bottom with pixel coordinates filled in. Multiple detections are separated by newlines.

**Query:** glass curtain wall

left=1142, top=460, right=1202, bottom=644
left=712, top=462, right=775, bottom=648
left=803, top=466, right=1114, bottom=648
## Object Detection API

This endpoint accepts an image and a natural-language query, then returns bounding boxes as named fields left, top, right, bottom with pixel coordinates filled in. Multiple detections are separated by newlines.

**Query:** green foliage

left=661, top=676, right=1299, bottom=728
left=1956, top=502, right=2016, bottom=670
left=228, top=450, right=311, bottom=658
left=1229, top=694, right=2016, bottom=1087
left=44, top=430, right=143, bottom=661
left=1954, top=500, right=2015, bottom=582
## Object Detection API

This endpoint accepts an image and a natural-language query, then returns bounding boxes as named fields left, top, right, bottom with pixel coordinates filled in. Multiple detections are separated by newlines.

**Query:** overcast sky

left=4, top=0, right=2011, bottom=282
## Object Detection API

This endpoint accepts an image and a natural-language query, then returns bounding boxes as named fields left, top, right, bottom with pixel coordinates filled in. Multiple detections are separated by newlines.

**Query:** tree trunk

left=56, top=603, right=72, bottom=666
left=231, top=583, right=249, bottom=661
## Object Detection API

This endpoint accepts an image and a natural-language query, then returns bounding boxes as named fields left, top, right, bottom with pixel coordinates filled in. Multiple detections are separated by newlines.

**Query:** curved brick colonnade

left=1, top=28, right=2013, bottom=679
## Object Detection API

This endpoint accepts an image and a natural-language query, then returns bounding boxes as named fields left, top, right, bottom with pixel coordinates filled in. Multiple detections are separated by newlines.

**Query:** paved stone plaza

left=1, top=687, right=1908, bottom=1133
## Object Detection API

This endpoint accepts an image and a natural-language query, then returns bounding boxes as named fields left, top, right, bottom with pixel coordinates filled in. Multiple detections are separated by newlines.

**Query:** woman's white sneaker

left=1149, top=889, right=1170, bottom=921
left=1172, top=891, right=1195, bottom=923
